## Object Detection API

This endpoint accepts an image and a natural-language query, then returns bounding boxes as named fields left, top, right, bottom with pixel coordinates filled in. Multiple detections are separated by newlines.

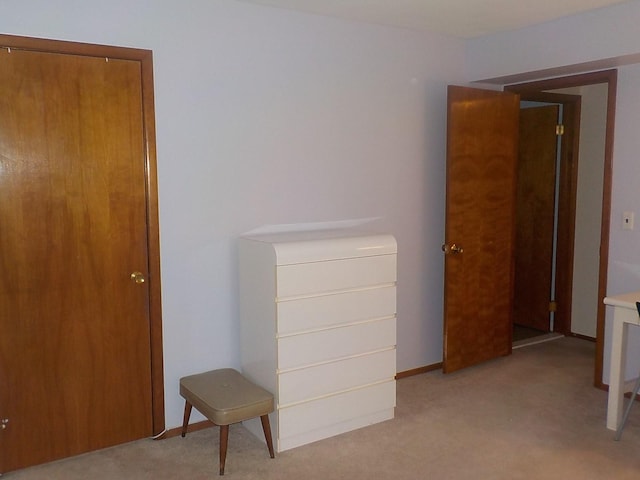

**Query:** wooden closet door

left=0, top=48, right=153, bottom=473
left=513, top=105, right=559, bottom=332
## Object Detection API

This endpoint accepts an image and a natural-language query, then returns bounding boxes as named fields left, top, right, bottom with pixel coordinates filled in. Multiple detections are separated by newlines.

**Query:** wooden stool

left=180, top=368, right=275, bottom=475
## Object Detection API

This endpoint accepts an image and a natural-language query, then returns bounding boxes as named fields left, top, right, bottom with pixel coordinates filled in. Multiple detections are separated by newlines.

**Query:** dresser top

left=240, top=230, right=397, bottom=264
left=604, top=291, right=640, bottom=310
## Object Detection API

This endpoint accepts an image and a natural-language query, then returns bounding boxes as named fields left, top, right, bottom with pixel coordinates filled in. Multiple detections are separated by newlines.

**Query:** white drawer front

left=277, top=285, right=396, bottom=335
left=278, top=380, right=396, bottom=439
left=278, top=348, right=396, bottom=406
left=276, top=254, right=396, bottom=298
left=277, top=317, right=396, bottom=370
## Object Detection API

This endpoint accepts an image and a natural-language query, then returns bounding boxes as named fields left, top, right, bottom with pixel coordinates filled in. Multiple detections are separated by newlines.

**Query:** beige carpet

left=7, top=337, right=640, bottom=479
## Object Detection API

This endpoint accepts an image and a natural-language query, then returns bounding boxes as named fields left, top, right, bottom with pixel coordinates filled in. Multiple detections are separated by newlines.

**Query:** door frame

left=505, top=69, right=617, bottom=389
left=0, top=33, right=166, bottom=434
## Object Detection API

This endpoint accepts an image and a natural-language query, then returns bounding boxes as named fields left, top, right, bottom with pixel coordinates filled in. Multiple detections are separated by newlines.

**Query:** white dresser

left=238, top=230, right=397, bottom=452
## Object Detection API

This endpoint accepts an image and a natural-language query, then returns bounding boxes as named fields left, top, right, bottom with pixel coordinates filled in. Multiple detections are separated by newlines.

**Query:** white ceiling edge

left=236, top=0, right=632, bottom=38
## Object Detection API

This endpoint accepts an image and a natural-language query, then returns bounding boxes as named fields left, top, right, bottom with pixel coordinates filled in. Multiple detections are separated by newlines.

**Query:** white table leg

left=607, top=318, right=628, bottom=430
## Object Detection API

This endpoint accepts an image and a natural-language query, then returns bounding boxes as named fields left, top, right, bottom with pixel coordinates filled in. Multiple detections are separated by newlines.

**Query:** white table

left=604, top=291, right=640, bottom=430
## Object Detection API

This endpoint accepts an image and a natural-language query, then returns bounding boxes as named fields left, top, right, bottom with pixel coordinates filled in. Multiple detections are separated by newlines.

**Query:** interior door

left=0, top=48, right=153, bottom=473
left=513, top=105, right=560, bottom=332
left=443, top=85, right=520, bottom=373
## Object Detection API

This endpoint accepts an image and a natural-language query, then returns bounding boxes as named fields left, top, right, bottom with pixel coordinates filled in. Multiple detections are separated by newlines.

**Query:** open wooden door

left=513, top=105, right=560, bottom=332
left=443, top=86, right=520, bottom=373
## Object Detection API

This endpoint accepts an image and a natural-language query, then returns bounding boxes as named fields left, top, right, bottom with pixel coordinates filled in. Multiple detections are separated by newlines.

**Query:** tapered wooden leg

left=260, top=414, right=275, bottom=458
left=219, top=424, right=229, bottom=475
left=181, top=402, right=193, bottom=438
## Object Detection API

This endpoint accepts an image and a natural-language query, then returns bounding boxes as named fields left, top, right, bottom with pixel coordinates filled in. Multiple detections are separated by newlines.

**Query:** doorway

left=512, top=92, right=581, bottom=346
left=506, top=69, right=616, bottom=388
left=0, top=34, right=165, bottom=473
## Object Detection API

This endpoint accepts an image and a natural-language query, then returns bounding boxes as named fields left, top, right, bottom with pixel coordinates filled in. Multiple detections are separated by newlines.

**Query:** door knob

left=130, top=272, right=146, bottom=284
left=442, top=243, right=464, bottom=254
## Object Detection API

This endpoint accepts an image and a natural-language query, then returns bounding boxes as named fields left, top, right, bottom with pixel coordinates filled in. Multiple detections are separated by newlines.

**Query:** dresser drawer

left=276, top=254, right=396, bottom=298
left=277, top=285, right=396, bottom=335
left=277, top=317, right=396, bottom=370
left=278, top=348, right=396, bottom=406
left=278, top=380, right=396, bottom=439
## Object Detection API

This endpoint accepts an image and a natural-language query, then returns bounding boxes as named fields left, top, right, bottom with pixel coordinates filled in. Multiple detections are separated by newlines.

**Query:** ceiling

left=237, top=0, right=631, bottom=38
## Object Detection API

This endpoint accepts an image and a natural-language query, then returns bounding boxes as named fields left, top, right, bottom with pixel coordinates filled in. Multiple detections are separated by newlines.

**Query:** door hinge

left=556, top=124, right=565, bottom=136
left=549, top=301, right=558, bottom=312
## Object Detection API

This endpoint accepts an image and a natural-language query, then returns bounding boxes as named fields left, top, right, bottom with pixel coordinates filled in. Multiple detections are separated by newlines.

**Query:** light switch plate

left=623, top=211, right=634, bottom=230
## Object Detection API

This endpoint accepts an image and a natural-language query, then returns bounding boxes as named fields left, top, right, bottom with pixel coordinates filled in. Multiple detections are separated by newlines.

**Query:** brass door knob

left=130, top=272, right=146, bottom=284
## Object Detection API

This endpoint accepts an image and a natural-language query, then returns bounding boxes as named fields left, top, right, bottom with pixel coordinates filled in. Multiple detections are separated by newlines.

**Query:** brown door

left=0, top=47, right=154, bottom=472
left=443, top=85, right=520, bottom=373
left=513, top=105, right=559, bottom=332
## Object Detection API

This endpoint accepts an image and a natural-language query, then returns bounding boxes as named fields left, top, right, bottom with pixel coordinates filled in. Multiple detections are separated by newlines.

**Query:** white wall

left=569, top=84, right=607, bottom=339
left=603, top=63, right=640, bottom=381
left=552, top=84, right=608, bottom=338
left=465, top=2, right=640, bottom=383
left=0, top=0, right=466, bottom=428
left=466, top=0, right=640, bottom=82
left=606, top=63, right=640, bottom=303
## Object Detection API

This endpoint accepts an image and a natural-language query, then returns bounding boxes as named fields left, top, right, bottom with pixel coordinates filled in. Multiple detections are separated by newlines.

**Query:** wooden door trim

left=0, top=33, right=165, bottom=434
left=505, top=69, right=617, bottom=390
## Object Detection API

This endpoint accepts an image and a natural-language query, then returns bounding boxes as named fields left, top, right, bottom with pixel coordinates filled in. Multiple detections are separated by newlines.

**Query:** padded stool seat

left=180, top=368, right=275, bottom=475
